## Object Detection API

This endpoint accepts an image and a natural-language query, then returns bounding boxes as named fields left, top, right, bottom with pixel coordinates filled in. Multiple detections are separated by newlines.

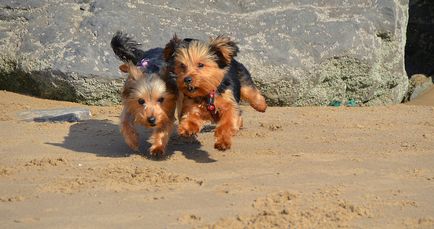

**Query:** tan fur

left=209, top=35, right=238, bottom=64
left=170, top=35, right=263, bottom=151
left=119, top=64, right=177, bottom=156
left=175, top=41, right=225, bottom=98
left=119, top=64, right=129, bottom=73
left=178, top=97, right=211, bottom=137
left=120, top=109, right=139, bottom=151
left=177, top=89, right=241, bottom=150
left=240, top=86, right=268, bottom=112
left=213, top=90, right=241, bottom=150
left=176, top=91, right=184, bottom=121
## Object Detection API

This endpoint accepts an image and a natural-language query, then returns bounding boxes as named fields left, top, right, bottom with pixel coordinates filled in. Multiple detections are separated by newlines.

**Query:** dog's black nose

left=184, top=76, right=192, bottom=84
left=147, top=116, right=156, bottom=125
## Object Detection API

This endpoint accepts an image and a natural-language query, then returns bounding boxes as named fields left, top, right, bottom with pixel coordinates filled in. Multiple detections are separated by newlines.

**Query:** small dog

left=111, top=32, right=178, bottom=156
left=163, top=35, right=267, bottom=150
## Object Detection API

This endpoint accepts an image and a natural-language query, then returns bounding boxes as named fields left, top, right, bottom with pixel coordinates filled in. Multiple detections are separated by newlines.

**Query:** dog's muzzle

left=184, top=76, right=196, bottom=92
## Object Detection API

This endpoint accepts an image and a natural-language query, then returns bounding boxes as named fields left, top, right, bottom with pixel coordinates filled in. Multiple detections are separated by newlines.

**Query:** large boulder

left=0, top=0, right=409, bottom=106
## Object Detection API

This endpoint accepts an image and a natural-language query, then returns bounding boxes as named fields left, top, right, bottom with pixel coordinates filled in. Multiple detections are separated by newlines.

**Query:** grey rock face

left=18, top=107, right=92, bottom=122
left=0, top=0, right=409, bottom=106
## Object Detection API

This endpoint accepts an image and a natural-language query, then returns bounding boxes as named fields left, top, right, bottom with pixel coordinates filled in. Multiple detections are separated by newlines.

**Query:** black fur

left=111, top=31, right=177, bottom=94
left=233, top=59, right=257, bottom=90
left=111, top=31, right=145, bottom=65
left=217, top=60, right=241, bottom=103
left=111, top=31, right=163, bottom=74
left=214, top=53, right=230, bottom=69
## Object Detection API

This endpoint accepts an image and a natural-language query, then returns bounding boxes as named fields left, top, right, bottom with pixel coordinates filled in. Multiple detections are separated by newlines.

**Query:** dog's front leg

left=214, top=94, right=240, bottom=151
left=150, top=122, right=174, bottom=157
left=178, top=98, right=207, bottom=137
left=120, top=109, right=139, bottom=152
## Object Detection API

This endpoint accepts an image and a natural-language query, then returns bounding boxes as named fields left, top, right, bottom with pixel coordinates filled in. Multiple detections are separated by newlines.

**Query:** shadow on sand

left=47, top=119, right=216, bottom=163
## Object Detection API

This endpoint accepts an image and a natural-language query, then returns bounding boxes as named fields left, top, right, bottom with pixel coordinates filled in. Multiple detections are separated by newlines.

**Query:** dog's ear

left=209, top=35, right=239, bottom=68
left=163, top=34, right=182, bottom=61
left=119, top=63, right=129, bottom=73
left=119, top=63, right=144, bottom=81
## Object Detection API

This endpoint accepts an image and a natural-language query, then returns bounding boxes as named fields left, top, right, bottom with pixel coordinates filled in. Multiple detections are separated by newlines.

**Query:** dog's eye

left=179, top=63, right=186, bottom=70
left=138, top=98, right=145, bottom=105
left=198, top=63, right=204, bottom=68
left=157, top=97, right=164, bottom=103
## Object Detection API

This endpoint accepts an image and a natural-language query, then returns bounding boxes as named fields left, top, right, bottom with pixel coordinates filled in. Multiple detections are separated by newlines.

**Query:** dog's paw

left=178, top=123, right=199, bottom=137
left=150, top=145, right=165, bottom=157
left=252, top=102, right=267, bottom=113
left=214, top=139, right=231, bottom=151
left=251, top=96, right=267, bottom=113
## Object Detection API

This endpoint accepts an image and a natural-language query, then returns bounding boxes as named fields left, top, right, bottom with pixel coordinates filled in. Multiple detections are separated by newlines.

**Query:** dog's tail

left=111, top=31, right=145, bottom=65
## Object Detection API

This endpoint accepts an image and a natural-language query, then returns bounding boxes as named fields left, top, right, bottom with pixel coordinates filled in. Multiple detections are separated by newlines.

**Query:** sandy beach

left=0, top=90, right=433, bottom=228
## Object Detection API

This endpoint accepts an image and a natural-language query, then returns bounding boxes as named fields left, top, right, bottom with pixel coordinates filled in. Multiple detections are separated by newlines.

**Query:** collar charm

left=207, top=90, right=216, bottom=112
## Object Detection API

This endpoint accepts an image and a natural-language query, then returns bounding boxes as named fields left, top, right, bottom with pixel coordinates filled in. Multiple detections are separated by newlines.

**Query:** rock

left=405, top=0, right=434, bottom=77
left=404, top=74, right=433, bottom=101
left=0, top=0, right=409, bottom=106
left=18, top=107, right=92, bottom=122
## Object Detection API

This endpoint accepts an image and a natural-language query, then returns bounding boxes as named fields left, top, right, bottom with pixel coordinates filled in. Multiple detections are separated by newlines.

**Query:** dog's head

left=163, top=35, right=239, bottom=97
left=120, top=63, right=174, bottom=128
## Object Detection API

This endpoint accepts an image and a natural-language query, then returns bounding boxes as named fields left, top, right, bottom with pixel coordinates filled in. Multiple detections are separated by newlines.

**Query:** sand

left=0, top=90, right=433, bottom=228
left=408, top=85, right=434, bottom=107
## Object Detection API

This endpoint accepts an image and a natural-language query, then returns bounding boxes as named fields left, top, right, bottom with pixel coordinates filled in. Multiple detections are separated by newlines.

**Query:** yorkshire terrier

left=111, top=32, right=178, bottom=156
left=163, top=35, right=267, bottom=151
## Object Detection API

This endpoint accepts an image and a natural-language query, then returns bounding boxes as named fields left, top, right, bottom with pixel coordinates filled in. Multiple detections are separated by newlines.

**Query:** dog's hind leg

left=240, top=86, right=267, bottom=112
left=236, top=60, right=267, bottom=112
